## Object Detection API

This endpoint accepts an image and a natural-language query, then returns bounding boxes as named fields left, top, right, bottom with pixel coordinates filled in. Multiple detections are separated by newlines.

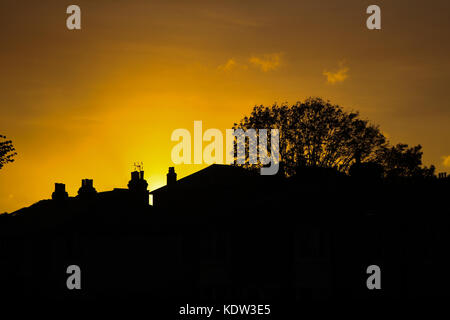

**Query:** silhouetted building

left=2, top=164, right=450, bottom=301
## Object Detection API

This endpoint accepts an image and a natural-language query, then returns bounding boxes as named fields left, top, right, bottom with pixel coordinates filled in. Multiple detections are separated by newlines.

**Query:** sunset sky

left=1, top=0, right=450, bottom=212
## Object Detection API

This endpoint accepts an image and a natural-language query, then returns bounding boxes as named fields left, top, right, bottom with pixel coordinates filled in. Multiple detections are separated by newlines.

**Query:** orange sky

left=1, top=0, right=450, bottom=212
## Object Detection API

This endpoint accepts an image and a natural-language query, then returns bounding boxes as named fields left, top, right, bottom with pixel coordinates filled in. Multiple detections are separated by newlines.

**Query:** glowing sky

left=1, top=0, right=450, bottom=212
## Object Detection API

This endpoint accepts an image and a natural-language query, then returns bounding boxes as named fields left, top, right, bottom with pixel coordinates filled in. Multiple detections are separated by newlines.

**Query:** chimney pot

left=167, top=167, right=177, bottom=186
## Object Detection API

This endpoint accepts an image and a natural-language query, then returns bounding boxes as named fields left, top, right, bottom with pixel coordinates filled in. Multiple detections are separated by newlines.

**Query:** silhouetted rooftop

left=151, top=164, right=257, bottom=195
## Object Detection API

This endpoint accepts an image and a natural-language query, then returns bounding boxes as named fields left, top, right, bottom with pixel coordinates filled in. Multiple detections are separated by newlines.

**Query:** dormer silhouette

left=77, top=179, right=97, bottom=198
left=52, top=183, right=68, bottom=201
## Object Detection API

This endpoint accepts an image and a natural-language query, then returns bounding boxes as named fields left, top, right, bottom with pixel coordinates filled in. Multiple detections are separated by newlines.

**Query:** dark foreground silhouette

left=0, top=163, right=449, bottom=304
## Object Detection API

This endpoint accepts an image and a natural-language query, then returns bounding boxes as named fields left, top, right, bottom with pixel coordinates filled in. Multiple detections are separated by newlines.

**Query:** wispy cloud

left=442, top=155, right=450, bottom=167
left=218, top=58, right=237, bottom=72
left=323, top=61, right=349, bottom=84
left=249, top=53, right=282, bottom=72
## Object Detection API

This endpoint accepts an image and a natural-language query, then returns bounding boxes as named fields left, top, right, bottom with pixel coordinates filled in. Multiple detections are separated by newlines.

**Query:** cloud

left=323, top=62, right=349, bottom=84
left=442, top=155, right=450, bottom=167
left=217, top=58, right=237, bottom=72
left=219, top=53, right=282, bottom=72
left=249, top=53, right=282, bottom=72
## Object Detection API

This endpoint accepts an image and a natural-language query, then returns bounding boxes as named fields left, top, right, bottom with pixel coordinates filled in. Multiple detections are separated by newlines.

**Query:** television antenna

left=133, top=162, right=144, bottom=172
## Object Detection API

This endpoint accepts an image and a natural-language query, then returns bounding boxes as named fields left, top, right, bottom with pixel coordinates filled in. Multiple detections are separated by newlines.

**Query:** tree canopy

left=0, top=134, right=17, bottom=170
left=374, top=143, right=435, bottom=178
left=233, top=97, right=434, bottom=178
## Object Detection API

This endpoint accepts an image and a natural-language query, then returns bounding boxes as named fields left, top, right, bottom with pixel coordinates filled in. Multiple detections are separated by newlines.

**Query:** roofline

left=150, top=164, right=243, bottom=194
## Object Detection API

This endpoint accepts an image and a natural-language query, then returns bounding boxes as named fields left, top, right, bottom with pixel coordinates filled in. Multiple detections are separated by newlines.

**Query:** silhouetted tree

left=233, top=97, right=387, bottom=176
left=374, top=143, right=435, bottom=178
left=0, top=134, right=17, bottom=170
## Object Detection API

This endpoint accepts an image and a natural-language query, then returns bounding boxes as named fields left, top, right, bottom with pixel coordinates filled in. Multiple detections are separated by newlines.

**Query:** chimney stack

left=128, top=168, right=149, bottom=206
left=52, top=183, right=68, bottom=201
left=131, top=171, right=140, bottom=181
left=167, top=167, right=177, bottom=186
left=77, top=179, right=97, bottom=197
